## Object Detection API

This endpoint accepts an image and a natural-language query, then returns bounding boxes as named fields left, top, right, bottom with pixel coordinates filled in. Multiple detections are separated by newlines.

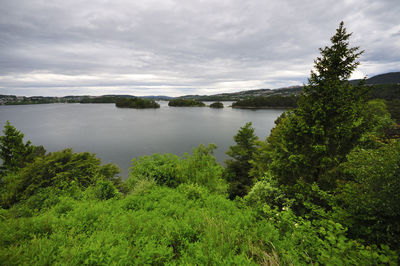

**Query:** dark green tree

left=337, top=141, right=400, bottom=250
left=225, top=122, right=259, bottom=199
left=268, top=22, right=369, bottom=189
left=0, top=121, right=45, bottom=174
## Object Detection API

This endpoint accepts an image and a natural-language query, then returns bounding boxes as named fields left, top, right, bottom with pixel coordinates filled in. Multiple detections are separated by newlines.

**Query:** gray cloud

left=0, top=0, right=399, bottom=96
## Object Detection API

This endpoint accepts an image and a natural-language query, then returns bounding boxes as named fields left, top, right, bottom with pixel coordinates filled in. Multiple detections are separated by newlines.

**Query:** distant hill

left=178, top=86, right=303, bottom=101
left=181, top=72, right=400, bottom=101
left=350, top=72, right=400, bottom=85
left=142, top=95, right=174, bottom=100
left=101, top=95, right=136, bottom=98
left=366, top=72, right=400, bottom=84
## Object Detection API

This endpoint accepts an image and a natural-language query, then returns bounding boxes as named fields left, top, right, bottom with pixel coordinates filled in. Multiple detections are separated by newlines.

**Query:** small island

left=115, top=98, right=160, bottom=109
left=232, top=95, right=298, bottom=109
left=168, top=99, right=206, bottom=107
left=209, top=102, right=224, bottom=108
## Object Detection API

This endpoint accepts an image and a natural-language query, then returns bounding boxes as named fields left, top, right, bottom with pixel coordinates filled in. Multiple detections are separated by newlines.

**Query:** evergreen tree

left=225, top=122, right=259, bottom=199
left=0, top=121, right=45, bottom=174
left=268, top=22, right=369, bottom=189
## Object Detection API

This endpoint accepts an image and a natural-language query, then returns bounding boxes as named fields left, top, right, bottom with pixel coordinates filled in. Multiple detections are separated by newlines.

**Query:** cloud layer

left=1, top=0, right=399, bottom=96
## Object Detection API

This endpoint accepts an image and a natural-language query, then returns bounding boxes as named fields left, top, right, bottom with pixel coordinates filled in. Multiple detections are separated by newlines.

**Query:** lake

left=0, top=101, right=284, bottom=178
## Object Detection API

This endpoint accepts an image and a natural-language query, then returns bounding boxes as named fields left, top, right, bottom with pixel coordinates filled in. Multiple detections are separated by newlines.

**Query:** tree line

left=232, top=95, right=298, bottom=108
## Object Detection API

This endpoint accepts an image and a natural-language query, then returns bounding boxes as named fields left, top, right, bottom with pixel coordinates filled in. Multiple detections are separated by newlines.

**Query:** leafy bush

left=337, top=141, right=400, bottom=250
left=92, top=180, right=119, bottom=200
left=0, top=148, right=120, bottom=209
left=128, top=153, right=181, bottom=188
left=179, top=144, right=227, bottom=195
left=128, top=144, right=227, bottom=195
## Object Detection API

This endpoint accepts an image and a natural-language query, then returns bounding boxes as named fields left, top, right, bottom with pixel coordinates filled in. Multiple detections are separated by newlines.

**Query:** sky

left=0, top=0, right=399, bottom=97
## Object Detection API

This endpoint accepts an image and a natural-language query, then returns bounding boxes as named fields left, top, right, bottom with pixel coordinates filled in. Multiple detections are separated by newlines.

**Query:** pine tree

left=268, top=22, right=369, bottom=189
left=225, top=122, right=259, bottom=198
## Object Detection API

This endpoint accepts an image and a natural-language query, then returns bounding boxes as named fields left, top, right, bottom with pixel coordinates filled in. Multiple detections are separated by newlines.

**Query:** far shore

left=232, top=106, right=290, bottom=109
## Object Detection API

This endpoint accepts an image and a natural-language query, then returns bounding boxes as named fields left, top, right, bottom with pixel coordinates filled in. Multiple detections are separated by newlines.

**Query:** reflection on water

left=0, top=102, right=284, bottom=178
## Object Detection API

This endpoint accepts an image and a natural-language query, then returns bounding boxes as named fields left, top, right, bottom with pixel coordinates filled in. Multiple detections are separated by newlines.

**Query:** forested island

left=168, top=99, right=206, bottom=107
left=209, top=102, right=224, bottom=108
left=232, top=95, right=298, bottom=109
left=115, top=97, right=160, bottom=109
left=0, top=23, right=399, bottom=265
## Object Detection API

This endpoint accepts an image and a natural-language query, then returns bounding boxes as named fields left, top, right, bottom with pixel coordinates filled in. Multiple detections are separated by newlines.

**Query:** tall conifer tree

left=268, top=22, right=369, bottom=188
left=225, top=122, right=259, bottom=198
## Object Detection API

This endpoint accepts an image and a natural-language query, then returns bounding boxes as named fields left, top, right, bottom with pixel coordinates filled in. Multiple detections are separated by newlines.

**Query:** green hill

left=351, top=72, right=400, bottom=85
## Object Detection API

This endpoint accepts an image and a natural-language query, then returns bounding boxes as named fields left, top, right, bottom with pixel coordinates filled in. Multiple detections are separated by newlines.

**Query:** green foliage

left=244, top=177, right=287, bottom=219
left=225, top=122, right=259, bottom=199
left=361, top=100, right=395, bottom=143
left=266, top=22, right=369, bottom=189
left=0, top=148, right=120, bottom=208
left=0, top=121, right=45, bottom=174
left=128, top=144, right=227, bottom=195
left=180, top=144, right=227, bottom=195
left=232, top=95, right=298, bottom=108
left=168, top=99, right=206, bottom=107
left=0, top=185, right=396, bottom=265
left=92, top=180, right=119, bottom=200
left=209, top=101, right=224, bottom=108
left=128, top=153, right=181, bottom=188
left=386, top=99, right=400, bottom=123
left=336, top=141, right=400, bottom=250
left=245, top=23, right=400, bottom=255
left=370, top=83, right=400, bottom=101
left=115, top=97, right=160, bottom=108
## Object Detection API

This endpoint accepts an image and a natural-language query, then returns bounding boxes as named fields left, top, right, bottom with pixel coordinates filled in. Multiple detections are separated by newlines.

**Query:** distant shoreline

left=232, top=106, right=290, bottom=109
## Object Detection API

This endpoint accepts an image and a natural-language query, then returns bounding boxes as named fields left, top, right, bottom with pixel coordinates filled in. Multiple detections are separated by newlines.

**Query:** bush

left=336, top=141, right=400, bottom=250
left=179, top=144, right=227, bottom=195
left=1, top=149, right=120, bottom=208
left=128, top=144, right=227, bottom=195
left=93, top=180, right=119, bottom=200
left=128, top=153, right=181, bottom=189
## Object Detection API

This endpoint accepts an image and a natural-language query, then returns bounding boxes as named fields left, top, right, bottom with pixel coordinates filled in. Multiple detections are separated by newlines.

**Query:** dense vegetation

left=209, top=102, right=224, bottom=108
left=231, top=83, right=400, bottom=112
left=367, top=83, right=400, bottom=122
left=81, top=96, right=132, bottom=104
left=115, top=98, right=160, bottom=109
left=232, top=95, right=298, bottom=109
left=0, top=95, right=155, bottom=106
left=1, top=23, right=399, bottom=264
left=168, top=99, right=206, bottom=107
left=0, top=95, right=74, bottom=105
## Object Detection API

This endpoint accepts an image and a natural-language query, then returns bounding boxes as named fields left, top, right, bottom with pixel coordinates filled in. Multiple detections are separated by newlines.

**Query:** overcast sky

left=0, top=0, right=399, bottom=96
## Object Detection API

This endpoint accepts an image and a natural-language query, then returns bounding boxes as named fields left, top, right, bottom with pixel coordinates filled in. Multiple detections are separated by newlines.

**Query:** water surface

left=0, top=102, right=284, bottom=177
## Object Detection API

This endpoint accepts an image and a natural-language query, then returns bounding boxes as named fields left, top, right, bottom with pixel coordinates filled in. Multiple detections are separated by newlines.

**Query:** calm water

left=0, top=101, right=284, bottom=178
